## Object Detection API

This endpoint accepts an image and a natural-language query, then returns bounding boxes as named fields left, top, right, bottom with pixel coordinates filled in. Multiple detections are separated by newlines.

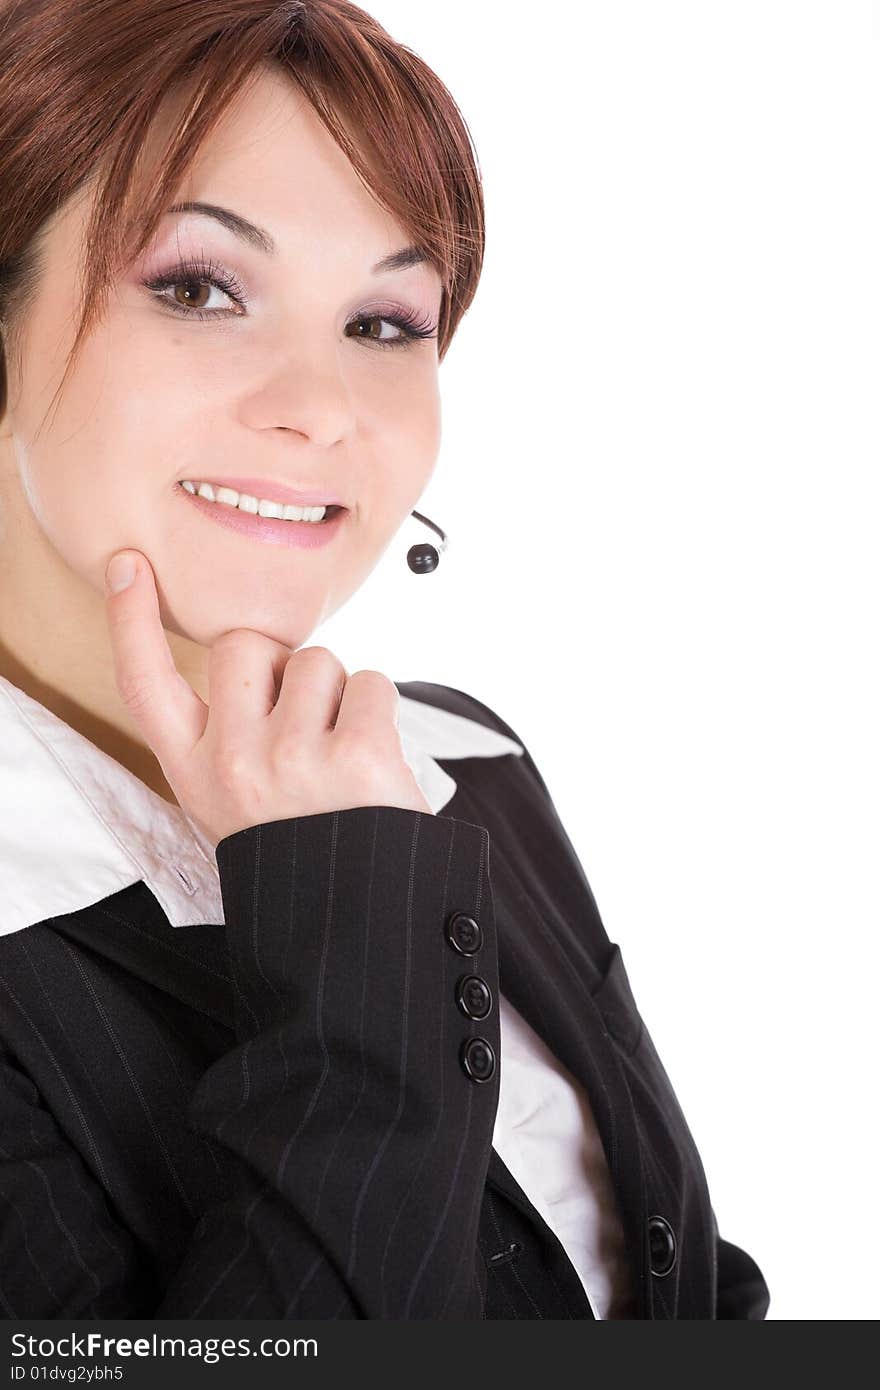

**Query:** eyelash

left=141, top=255, right=438, bottom=350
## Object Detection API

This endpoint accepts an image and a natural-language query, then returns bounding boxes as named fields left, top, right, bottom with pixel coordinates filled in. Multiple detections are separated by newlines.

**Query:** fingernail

left=106, top=552, right=136, bottom=594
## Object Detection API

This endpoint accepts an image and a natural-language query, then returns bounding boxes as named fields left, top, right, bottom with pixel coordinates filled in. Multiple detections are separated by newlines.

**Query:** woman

left=0, top=0, right=769, bottom=1319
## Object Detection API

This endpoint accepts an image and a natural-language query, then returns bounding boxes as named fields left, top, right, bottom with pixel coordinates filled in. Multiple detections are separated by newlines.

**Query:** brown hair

left=0, top=0, right=485, bottom=430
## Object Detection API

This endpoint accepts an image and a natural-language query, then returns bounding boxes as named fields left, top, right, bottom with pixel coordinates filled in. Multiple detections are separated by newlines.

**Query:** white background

left=317, top=1, right=880, bottom=1319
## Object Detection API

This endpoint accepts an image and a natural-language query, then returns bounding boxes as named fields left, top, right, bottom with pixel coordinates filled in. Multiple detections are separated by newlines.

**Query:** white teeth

left=180, top=480, right=329, bottom=522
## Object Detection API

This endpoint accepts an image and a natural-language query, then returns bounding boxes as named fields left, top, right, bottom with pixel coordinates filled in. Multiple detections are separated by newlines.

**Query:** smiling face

left=0, top=61, right=444, bottom=678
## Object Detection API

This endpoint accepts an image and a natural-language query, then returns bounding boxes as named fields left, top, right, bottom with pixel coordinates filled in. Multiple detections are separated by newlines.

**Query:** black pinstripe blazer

left=0, top=681, right=770, bottom=1319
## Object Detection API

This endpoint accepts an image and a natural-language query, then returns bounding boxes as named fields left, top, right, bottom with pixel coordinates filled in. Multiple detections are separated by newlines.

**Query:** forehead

left=141, top=63, right=409, bottom=270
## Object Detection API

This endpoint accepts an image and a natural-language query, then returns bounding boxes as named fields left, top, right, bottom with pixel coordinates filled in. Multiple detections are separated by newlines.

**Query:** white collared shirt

left=0, top=672, right=631, bottom=1318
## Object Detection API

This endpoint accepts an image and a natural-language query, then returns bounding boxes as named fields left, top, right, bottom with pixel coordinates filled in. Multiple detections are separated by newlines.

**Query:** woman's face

left=0, top=63, right=444, bottom=655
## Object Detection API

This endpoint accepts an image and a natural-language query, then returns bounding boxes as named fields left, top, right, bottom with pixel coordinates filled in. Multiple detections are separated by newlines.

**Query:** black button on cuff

left=456, top=974, right=493, bottom=1020
left=648, top=1215, right=677, bottom=1277
left=446, top=911, right=483, bottom=956
left=460, top=1036, right=496, bottom=1082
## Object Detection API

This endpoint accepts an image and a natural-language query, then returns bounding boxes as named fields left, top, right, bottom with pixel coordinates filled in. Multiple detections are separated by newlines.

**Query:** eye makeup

left=140, top=253, right=439, bottom=349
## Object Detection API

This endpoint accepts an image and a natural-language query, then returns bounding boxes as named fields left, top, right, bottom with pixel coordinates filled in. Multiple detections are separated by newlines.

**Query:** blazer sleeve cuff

left=198, top=805, right=500, bottom=1317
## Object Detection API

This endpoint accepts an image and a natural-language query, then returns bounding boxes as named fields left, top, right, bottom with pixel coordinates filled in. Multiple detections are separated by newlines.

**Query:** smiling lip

left=178, top=483, right=348, bottom=550
left=183, top=476, right=347, bottom=508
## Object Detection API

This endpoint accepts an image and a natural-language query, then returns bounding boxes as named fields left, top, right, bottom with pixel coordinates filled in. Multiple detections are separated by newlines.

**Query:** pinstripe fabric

left=0, top=679, right=770, bottom=1319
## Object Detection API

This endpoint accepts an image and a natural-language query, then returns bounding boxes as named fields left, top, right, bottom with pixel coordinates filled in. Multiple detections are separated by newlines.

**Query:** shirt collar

left=0, top=672, right=522, bottom=935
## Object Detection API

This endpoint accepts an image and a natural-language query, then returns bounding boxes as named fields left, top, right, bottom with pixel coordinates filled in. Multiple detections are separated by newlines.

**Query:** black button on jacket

left=0, top=681, right=770, bottom=1319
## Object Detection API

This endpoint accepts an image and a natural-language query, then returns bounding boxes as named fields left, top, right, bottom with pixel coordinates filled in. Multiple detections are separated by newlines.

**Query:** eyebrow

left=165, top=201, right=428, bottom=274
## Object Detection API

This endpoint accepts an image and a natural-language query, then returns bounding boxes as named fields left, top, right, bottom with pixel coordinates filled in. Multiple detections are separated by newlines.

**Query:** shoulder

left=397, top=682, right=607, bottom=947
left=395, top=679, right=554, bottom=803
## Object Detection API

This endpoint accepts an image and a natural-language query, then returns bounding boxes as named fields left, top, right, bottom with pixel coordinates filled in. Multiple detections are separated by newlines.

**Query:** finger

left=206, top=629, right=291, bottom=743
left=104, top=550, right=208, bottom=767
left=269, top=645, right=349, bottom=734
left=333, top=668, right=401, bottom=741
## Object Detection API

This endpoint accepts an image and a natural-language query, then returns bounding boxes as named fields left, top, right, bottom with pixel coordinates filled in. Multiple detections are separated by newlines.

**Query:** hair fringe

left=0, top=0, right=485, bottom=429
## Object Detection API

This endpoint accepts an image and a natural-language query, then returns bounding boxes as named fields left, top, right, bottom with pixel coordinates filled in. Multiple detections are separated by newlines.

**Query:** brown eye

left=347, top=311, right=438, bottom=350
left=351, top=315, right=402, bottom=343
left=145, top=260, right=437, bottom=345
left=172, top=280, right=212, bottom=311
left=142, top=256, right=246, bottom=319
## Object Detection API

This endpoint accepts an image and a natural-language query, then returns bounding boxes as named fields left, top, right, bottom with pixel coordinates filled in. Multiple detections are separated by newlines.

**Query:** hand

left=103, top=550, right=435, bottom=850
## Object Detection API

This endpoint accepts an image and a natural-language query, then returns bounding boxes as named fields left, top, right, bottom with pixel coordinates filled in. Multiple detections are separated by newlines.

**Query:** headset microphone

left=407, top=509, right=448, bottom=573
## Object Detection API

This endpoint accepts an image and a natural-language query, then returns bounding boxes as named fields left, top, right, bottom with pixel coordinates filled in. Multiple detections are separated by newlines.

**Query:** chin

left=158, top=595, right=316, bottom=656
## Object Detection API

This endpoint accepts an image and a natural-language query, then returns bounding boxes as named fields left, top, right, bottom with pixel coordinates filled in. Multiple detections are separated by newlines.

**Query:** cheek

left=15, top=409, right=175, bottom=593
left=386, top=360, right=440, bottom=434
left=363, top=363, right=441, bottom=505
left=21, top=448, right=136, bottom=578
left=13, top=325, right=196, bottom=581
